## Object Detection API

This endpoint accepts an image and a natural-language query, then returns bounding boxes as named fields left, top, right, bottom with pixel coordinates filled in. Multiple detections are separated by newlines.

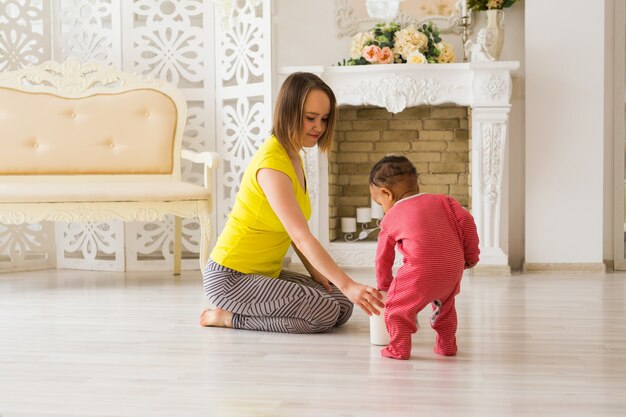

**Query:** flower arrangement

left=467, top=0, right=518, bottom=10
left=340, top=21, right=455, bottom=66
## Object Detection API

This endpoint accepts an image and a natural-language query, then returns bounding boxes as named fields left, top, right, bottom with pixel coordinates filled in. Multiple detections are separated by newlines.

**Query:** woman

left=200, top=72, right=384, bottom=333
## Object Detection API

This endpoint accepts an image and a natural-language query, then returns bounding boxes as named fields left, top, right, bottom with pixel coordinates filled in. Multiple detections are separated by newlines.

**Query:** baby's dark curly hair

left=369, top=155, right=417, bottom=188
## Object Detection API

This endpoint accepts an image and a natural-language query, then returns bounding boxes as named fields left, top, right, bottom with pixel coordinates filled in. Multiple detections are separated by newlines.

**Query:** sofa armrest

left=181, top=150, right=221, bottom=190
left=181, top=150, right=221, bottom=169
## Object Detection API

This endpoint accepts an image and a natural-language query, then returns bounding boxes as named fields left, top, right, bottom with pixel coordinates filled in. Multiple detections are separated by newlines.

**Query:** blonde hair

left=272, top=72, right=337, bottom=157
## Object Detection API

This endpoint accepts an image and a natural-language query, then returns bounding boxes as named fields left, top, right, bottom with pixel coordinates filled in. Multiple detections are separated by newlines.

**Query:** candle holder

left=460, top=12, right=473, bottom=63
left=461, top=14, right=470, bottom=62
left=343, top=218, right=382, bottom=242
left=340, top=202, right=384, bottom=242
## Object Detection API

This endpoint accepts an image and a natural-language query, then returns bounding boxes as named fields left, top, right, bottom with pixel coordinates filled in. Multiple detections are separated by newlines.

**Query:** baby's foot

left=199, top=308, right=233, bottom=328
left=381, top=346, right=410, bottom=360
left=433, top=345, right=457, bottom=356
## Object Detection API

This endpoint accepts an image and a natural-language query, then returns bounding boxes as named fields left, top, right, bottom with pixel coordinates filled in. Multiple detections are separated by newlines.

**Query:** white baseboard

left=470, top=264, right=512, bottom=276
left=522, top=262, right=606, bottom=273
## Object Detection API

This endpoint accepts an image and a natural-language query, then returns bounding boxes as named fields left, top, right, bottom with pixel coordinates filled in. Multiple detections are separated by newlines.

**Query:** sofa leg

left=198, top=208, right=211, bottom=271
left=173, top=216, right=182, bottom=275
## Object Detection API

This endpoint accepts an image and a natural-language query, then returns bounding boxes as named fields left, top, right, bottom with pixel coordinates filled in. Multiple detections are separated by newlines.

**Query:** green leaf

left=341, top=20, right=452, bottom=65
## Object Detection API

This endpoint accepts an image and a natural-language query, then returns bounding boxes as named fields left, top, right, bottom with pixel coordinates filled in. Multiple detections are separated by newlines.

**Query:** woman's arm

left=291, top=243, right=332, bottom=293
left=257, top=168, right=384, bottom=315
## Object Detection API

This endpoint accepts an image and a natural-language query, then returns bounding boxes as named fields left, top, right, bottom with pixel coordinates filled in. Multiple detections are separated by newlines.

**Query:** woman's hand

left=311, top=273, right=332, bottom=293
left=343, top=282, right=385, bottom=316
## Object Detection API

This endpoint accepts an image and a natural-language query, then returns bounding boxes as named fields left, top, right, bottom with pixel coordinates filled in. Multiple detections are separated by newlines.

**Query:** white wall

left=498, top=4, right=525, bottom=270
left=272, top=0, right=348, bottom=69
left=608, top=0, right=624, bottom=268
left=525, top=0, right=606, bottom=265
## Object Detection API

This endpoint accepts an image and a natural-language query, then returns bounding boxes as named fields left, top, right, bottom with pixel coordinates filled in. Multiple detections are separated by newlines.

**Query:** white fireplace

left=279, top=62, right=519, bottom=275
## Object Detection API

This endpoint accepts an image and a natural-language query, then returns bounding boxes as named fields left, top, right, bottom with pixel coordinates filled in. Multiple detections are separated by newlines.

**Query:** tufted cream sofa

left=0, top=58, right=219, bottom=274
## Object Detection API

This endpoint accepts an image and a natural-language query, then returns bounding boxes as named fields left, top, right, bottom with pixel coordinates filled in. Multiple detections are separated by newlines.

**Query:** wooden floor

left=1, top=268, right=625, bottom=417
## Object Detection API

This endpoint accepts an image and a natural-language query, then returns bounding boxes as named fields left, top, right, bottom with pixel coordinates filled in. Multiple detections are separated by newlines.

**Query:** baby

left=369, top=155, right=480, bottom=360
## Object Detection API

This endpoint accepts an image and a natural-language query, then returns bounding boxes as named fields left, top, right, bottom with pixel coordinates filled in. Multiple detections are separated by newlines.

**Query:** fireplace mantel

left=279, top=61, right=520, bottom=274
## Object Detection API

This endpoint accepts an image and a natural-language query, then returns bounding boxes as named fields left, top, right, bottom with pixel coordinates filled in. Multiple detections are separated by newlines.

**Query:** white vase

left=482, top=9, right=505, bottom=60
left=369, top=291, right=389, bottom=346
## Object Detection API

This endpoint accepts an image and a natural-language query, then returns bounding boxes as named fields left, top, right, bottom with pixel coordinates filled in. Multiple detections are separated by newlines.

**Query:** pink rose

left=378, top=46, right=393, bottom=64
left=363, top=45, right=381, bottom=63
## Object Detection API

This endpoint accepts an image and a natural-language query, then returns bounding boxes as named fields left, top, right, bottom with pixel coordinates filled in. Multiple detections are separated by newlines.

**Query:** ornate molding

left=0, top=211, right=27, bottom=225
left=329, top=243, right=402, bottom=268
left=478, top=72, right=508, bottom=102
left=480, top=122, right=504, bottom=207
left=23, top=58, right=121, bottom=93
left=303, top=148, right=320, bottom=209
left=6, top=57, right=164, bottom=95
left=0, top=202, right=203, bottom=225
left=332, top=247, right=376, bottom=268
left=338, top=73, right=461, bottom=113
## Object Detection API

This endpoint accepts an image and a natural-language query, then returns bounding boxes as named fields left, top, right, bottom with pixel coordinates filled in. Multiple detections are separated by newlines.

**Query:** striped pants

left=202, top=260, right=354, bottom=333
left=382, top=269, right=462, bottom=360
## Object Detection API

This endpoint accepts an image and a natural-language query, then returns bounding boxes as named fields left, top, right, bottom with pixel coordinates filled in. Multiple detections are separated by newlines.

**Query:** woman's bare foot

left=199, top=308, right=233, bottom=328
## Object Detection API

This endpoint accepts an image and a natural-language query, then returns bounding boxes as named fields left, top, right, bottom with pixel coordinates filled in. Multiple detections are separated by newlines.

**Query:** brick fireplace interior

left=328, top=105, right=471, bottom=242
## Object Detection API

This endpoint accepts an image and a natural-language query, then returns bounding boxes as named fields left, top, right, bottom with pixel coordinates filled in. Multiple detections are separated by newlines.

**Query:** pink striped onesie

left=375, top=193, right=480, bottom=360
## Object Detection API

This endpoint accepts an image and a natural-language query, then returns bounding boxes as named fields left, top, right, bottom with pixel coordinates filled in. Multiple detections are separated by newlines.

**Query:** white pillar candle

left=341, top=217, right=357, bottom=233
left=356, top=207, right=372, bottom=224
left=371, top=200, right=384, bottom=219
left=369, top=291, right=389, bottom=346
left=461, top=0, right=468, bottom=16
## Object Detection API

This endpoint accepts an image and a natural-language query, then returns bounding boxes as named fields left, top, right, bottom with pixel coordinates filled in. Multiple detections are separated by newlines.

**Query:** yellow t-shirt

left=210, top=135, right=311, bottom=278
